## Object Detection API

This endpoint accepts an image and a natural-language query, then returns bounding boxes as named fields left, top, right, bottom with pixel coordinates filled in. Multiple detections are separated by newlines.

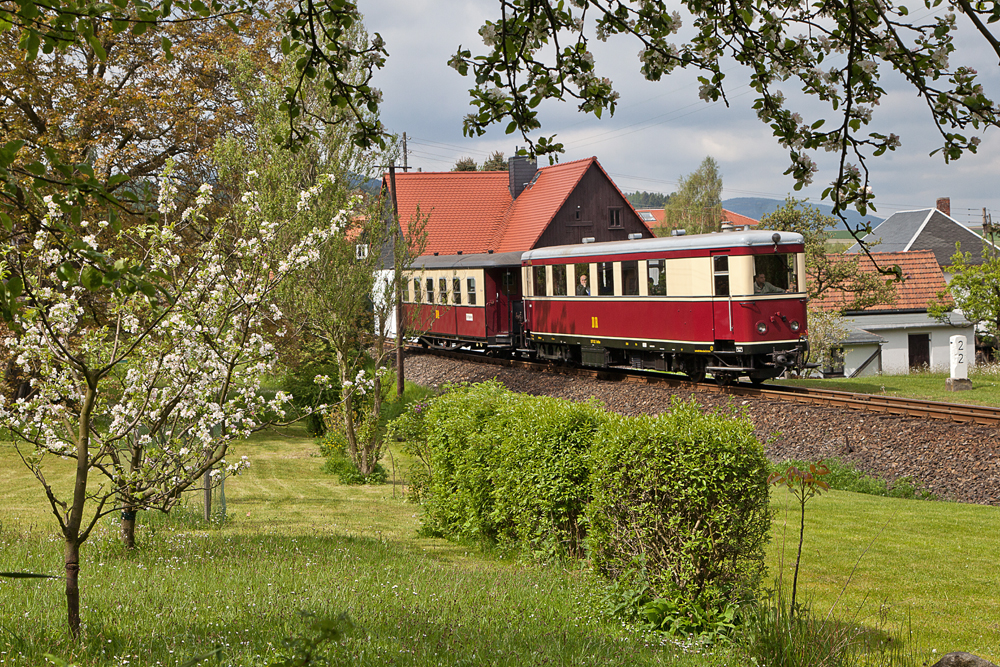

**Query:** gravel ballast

left=403, top=353, right=1000, bottom=506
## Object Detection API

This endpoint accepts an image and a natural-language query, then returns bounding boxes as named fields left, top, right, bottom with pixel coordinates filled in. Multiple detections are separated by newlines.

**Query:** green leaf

left=80, top=266, right=104, bottom=291
left=24, top=161, right=45, bottom=176
left=6, top=276, right=22, bottom=299
left=56, top=263, right=78, bottom=284
left=132, top=21, right=148, bottom=36
left=0, top=212, right=10, bottom=232
left=161, top=36, right=173, bottom=62
left=88, top=33, right=107, bottom=61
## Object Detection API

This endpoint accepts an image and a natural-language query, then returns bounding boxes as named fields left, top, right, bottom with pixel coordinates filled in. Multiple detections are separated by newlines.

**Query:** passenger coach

left=521, top=230, right=808, bottom=384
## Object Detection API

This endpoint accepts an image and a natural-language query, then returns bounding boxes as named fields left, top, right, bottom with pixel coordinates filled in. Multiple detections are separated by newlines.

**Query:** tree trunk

left=121, top=509, right=136, bottom=549
left=65, top=538, right=81, bottom=637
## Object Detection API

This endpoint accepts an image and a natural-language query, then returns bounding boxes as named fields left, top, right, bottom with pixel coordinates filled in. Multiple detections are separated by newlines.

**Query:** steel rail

left=406, top=346, right=1000, bottom=426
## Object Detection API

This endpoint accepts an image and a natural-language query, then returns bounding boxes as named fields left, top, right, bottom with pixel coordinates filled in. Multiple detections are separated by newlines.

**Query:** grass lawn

left=2, top=422, right=999, bottom=666
left=773, top=365, right=1000, bottom=407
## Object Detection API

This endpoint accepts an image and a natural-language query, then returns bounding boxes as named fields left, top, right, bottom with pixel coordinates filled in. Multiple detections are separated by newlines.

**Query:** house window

left=552, top=265, right=567, bottom=296
left=823, top=347, right=846, bottom=377
left=609, top=207, right=622, bottom=229
left=355, top=243, right=369, bottom=260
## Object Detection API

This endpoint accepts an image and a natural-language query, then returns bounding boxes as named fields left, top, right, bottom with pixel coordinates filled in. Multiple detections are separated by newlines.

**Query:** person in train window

left=576, top=273, right=590, bottom=296
left=754, top=272, right=784, bottom=294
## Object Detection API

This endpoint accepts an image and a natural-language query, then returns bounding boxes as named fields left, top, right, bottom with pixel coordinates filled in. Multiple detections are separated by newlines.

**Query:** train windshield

left=750, top=254, right=800, bottom=295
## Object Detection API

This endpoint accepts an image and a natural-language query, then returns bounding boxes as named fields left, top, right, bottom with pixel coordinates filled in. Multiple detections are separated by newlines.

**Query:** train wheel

left=714, top=373, right=735, bottom=387
left=685, top=369, right=706, bottom=383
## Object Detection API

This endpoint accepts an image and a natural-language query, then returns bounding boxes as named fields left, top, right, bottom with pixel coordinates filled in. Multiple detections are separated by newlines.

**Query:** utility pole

left=984, top=208, right=996, bottom=257
left=389, top=161, right=405, bottom=397
left=402, top=132, right=409, bottom=172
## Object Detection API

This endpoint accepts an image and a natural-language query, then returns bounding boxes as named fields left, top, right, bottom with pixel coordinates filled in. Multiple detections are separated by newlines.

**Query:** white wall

left=843, top=343, right=882, bottom=378
left=842, top=320, right=976, bottom=376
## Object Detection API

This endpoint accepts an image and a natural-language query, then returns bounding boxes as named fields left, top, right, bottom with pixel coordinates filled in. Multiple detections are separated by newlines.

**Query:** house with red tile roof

left=385, top=156, right=654, bottom=258
left=808, top=250, right=974, bottom=377
left=634, top=208, right=758, bottom=233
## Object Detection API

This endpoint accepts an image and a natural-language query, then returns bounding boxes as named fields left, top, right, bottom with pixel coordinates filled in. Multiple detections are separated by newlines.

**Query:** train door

left=711, top=252, right=734, bottom=342
left=485, top=267, right=521, bottom=343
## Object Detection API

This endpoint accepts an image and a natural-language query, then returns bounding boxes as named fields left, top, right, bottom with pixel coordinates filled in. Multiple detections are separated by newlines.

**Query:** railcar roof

left=520, top=230, right=805, bottom=261
left=408, top=250, right=525, bottom=270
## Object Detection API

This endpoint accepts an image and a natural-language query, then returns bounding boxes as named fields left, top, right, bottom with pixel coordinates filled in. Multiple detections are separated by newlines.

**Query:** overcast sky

left=366, top=2, right=1000, bottom=228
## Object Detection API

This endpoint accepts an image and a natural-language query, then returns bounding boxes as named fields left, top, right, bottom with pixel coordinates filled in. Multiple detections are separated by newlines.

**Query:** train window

left=533, top=266, right=547, bottom=297
left=439, top=278, right=449, bottom=304
left=574, top=263, right=590, bottom=296
left=597, top=262, right=614, bottom=296
left=426, top=278, right=435, bottom=304
left=413, top=278, right=422, bottom=303
left=621, top=260, right=639, bottom=296
left=552, top=265, right=567, bottom=296
left=753, top=254, right=798, bottom=293
left=647, top=259, right=666, bottom=296
left=608, top=207, right=622, bottom=229
left=467, top=277, right=477, bottom=305
left=454, top=277, right=462, bottom=304
left=714, top=255, right=730, bottom=296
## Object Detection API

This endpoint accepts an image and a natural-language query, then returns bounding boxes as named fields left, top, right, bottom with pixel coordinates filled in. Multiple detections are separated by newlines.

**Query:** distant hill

left=723, top=197, right=883, bottom=231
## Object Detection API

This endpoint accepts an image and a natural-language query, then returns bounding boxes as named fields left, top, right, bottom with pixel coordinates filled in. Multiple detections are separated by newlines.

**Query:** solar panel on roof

left=639, top=211, right=656, bottom=222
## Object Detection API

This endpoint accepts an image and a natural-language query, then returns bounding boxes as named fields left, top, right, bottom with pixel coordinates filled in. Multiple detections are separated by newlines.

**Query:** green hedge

left=587, top=400, right=772, bottom=603
left=419, top=381, right=604, bottom=557
left=399, top=382, right=771, bottom=605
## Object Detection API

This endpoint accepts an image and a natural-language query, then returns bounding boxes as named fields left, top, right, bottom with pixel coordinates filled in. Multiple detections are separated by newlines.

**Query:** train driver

left=754, top=272, right=784, bottom=294
left=576, top=273, right=590, bottom=296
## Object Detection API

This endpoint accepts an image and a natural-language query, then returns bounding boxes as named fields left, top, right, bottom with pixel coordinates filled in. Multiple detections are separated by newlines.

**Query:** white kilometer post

left=950, top=335, right=968, bottom=380
left=947, top=335, right=972, bottom=391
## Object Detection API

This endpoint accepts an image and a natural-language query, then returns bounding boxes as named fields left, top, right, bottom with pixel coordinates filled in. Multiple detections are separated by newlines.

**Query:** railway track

left=405, top=346, right=1000, bottom=427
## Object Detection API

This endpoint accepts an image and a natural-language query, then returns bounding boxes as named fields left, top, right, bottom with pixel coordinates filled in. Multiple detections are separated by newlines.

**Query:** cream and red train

left=403, top=230, right=809, bottom=384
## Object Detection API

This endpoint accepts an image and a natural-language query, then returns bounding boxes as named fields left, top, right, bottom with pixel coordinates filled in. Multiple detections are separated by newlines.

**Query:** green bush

left=416, top=381, right=605, bottom=556
left=587, top=399, right=772, bottom=608
left=317, top=431, right=388, bottom=485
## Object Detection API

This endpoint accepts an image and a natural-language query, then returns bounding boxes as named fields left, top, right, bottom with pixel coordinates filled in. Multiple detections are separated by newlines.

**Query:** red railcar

left=403, top=229, right=809, bottom=384
left=521, top=230, right=808, bottom=383
left=402, top=251, right=525, bottom=351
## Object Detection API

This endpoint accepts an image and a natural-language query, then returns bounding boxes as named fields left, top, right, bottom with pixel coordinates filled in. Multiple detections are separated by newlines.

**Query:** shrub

left=416, top=381, right=605, bottom=556
left=318, top=431, right=388, bottom=485
left=587, top=398, right=772, bottom=608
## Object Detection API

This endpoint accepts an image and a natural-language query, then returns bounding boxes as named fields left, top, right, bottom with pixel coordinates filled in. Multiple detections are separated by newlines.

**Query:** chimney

left=508, top=154, right=537, bottom=200
left=936, top=197, right=951, bottom=216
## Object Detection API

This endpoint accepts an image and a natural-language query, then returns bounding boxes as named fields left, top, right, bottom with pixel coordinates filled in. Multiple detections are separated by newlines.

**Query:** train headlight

left=756, top=321, right=768, bottom=335
left=789, top=320, right=801, bottom=332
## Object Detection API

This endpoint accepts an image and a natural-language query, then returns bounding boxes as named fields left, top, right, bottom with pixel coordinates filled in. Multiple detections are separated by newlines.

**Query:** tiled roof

left=385, top=171, right=512, bottom=256
left=638, top=208, right=759, bottom=236
left=723, top=209, right=759, bottom=227
left=810, top=249, right=950, bottom=313
left=385, top=157, right=642, bottom=256
left=496, top=158, right=597, bottom=253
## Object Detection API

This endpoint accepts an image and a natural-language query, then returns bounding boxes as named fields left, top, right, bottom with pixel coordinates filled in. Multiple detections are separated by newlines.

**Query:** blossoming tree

left=0, top=173, right=344, bottom=637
